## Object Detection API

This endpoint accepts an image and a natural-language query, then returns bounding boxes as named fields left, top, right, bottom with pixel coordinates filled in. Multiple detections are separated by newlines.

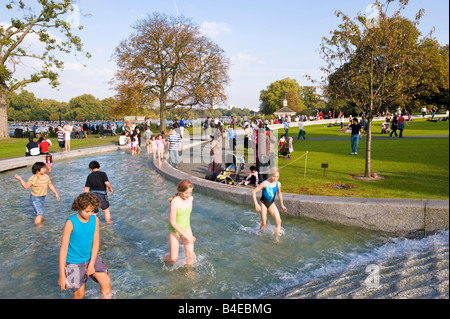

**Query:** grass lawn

left=276, top=118, right=449, bottom=199
left=0, top=134, right=119, bottom=160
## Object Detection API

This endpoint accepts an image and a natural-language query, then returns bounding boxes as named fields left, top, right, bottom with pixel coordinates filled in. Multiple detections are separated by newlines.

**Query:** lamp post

left=58, top=108, right=61, bottom=126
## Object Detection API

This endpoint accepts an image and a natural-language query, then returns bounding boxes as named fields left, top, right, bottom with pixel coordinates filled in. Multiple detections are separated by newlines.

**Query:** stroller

left=381, top=122, right=390, bottom=134
left=215, top=154, right=245, bottom=185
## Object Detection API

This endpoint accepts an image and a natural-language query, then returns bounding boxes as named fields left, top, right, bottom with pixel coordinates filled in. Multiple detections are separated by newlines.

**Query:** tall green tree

left=0, top=0, right=90, bottom=137
left=111, top=13, right=231, bottom=131
left=68, top=94, right=102, bottom=120
left=318, top=0, right=446, bottom=177
left=259, top=78, right=306, bottom=115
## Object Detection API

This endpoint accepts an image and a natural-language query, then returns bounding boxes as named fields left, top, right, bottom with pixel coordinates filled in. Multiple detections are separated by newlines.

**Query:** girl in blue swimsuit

left=252, top=168, right=287, bottom=240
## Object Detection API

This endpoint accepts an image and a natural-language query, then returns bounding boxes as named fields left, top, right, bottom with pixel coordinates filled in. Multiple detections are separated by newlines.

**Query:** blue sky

left=2, top=0, right=449, bottom=110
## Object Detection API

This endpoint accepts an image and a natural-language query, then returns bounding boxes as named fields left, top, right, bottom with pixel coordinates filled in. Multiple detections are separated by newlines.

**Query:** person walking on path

left=297, top=121, right=306, bottom=140
left=349, top=118, right=362, bottom=155
left=398, top=114, right=408, bottom=138
left=284, top=120, right=289, bottom=138
left=167, top=127, right=182, bottom=169
left=179, top=118, right=185, bottom=139
left=143, top=126, right=154, bottom=154
left=390, top=114, right=399, bottom=137
left=84, top=161, right=113, bottom=223
left=58, top=192, right=111, bottom=299
left=14, top=162, right=60, bottom=225
left=203, top=117, right=210, bottom=139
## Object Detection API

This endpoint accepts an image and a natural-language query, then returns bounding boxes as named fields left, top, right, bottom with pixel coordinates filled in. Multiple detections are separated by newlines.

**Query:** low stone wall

left=155, top=153, right=449, bottom=236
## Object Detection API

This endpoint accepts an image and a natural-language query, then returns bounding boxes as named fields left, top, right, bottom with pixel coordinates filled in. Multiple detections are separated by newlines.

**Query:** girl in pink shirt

left=155, top=134, right=166, bottom=165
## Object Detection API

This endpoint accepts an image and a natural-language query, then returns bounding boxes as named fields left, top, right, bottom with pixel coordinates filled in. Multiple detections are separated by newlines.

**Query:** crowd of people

left=12, top=120, right=120, bottom=139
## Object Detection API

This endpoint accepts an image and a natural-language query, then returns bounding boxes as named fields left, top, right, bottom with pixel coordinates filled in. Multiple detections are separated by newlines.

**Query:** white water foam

left=260, top=230, right=449, bottom=298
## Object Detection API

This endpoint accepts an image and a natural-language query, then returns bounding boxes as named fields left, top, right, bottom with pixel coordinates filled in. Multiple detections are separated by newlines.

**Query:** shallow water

left=0, top=151, right=447, bottom=299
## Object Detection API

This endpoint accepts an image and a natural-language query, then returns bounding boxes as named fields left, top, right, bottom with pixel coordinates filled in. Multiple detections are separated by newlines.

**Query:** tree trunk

left=364, top=117, right=372, bottom=177
left=159, top=96, right=167, bottom=134
left=0, top=84, right=10, bottom=138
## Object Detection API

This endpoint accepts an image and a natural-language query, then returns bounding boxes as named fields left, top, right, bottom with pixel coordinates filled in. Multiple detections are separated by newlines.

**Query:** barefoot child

left=239, top=165, right=259, bottom=186
left=45, top=154, right=53, bottom=173
left=155, top=134, right=166, bottom=166
left=84, top=161, right=113, bottom=223
left=14, top=162, right=60, bottom=225
left=251, top=168, right=287, bottom=240
left=150, top=135, right=157, bottom=162
left=58, top=192, right=111, bottom=299
left=164, top=180, right=196, bottom=266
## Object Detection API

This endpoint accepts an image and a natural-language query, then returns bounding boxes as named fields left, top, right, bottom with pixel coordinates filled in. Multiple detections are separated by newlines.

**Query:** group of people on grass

left=25, top=123, right=77, bottom=158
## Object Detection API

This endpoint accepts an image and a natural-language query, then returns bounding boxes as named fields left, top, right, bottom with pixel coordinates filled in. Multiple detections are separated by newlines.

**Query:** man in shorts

left=84, top=161, right=113, bottom=223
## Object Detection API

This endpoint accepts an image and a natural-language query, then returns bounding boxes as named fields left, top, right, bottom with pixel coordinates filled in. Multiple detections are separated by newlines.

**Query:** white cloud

left=200, top=21, right=231, bottom=37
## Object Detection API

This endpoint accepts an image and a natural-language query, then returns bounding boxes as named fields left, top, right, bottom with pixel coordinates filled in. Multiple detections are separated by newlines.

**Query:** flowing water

left=0, top=151, right=447, bottom=299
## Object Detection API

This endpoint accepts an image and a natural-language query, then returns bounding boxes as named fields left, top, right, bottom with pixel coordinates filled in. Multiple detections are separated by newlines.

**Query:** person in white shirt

left=421, top=106, right=427, bottom=118
left=297, top=121, right=305, bottom=140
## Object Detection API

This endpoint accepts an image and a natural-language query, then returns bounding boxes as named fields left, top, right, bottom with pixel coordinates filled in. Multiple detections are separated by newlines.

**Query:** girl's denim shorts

left=30, top=194, right=46, bottom=216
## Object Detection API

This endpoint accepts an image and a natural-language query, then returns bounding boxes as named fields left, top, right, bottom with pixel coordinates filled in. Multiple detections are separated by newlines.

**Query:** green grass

left=278, top=138, right=448, bottom=200
left=276, top=118, right=449, bottom=199
left=0, top=135, right=118, bottom=160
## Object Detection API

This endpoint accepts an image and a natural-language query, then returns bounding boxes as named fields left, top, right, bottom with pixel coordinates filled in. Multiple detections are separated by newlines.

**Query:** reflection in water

left=1, top=151, right=446, bottom=298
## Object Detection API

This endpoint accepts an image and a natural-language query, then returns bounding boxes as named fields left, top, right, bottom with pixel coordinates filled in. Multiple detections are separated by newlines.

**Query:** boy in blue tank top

left=58, top=193, right=111, bottom=299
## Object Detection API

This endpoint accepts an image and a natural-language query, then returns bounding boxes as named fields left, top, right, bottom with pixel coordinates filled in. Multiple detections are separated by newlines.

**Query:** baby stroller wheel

left=226, top=177, right=234, bottom=185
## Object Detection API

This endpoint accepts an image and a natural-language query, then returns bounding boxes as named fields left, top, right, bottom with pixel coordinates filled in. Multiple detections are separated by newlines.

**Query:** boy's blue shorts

left=30, top=194, right=45, bottom=216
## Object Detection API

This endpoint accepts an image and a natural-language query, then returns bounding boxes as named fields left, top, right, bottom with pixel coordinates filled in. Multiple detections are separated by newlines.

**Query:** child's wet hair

left=72, top=192, right=101, bottom=211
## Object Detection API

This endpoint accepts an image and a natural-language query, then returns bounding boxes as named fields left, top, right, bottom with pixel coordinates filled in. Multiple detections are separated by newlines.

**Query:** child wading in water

left=14, top=162, right=60, bottom=225
left=58, top=192, right=111, bottom=299
left=45, top=154, right=53, bottom=173
left=164, top=180, right=196, bottom=267
left=251, top=168, right=287, bottom=241
left=84, top=161, right=113, bottom=223
left=155, top=134, right=166, bottom=166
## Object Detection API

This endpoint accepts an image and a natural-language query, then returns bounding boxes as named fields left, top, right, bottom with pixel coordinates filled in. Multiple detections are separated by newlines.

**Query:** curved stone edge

left=154, top=151, right=448, bottom=237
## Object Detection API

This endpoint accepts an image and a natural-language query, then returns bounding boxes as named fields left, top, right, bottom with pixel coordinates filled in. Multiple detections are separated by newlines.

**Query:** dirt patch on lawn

left=350, top=174, right=388, bottom=181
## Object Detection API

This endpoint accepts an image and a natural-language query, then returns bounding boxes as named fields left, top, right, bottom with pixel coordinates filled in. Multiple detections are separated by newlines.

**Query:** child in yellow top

left=14, top=162, right=60, bottom=225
